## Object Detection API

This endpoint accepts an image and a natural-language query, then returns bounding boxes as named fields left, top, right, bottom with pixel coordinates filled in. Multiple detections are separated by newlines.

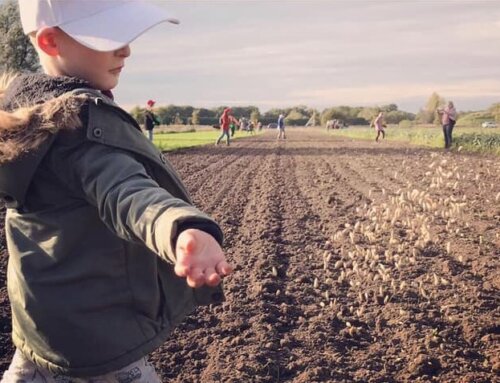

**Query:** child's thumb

left=177, top=230, right=197, bottom=255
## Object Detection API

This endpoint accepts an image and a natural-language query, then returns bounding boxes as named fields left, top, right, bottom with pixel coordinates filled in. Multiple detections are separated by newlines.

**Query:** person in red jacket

left=216, top=108, right=238, bottom=146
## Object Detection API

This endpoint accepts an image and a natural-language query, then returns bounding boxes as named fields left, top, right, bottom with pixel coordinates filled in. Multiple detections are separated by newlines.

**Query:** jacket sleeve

left=47, top=137, right=223, bottom=264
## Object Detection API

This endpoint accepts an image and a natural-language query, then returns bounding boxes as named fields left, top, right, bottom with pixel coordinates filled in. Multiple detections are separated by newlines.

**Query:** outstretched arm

left=230, top=116, right=240, bottom=126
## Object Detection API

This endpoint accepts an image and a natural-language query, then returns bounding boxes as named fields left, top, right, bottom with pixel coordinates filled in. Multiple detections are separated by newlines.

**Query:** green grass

left=327, top=126, right=500, bottom=155
left=153, top=130, right=259, bottom=151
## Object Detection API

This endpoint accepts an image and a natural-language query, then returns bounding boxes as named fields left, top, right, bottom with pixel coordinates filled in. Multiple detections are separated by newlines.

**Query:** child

left=216, top=108, right=238, bottom=146
left=0, top=1, right=232, bottom=381
left=373, top=111, right=386, bottom=142
left=144, top=99, right=161, bottom=141
left=277, top=114, right=286, bottom=140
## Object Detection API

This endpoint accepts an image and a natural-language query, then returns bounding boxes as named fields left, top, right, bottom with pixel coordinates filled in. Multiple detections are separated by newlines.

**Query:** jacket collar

left=0, top=73, right=91, bottom=164
left=0, top=73, right=90, bottom=112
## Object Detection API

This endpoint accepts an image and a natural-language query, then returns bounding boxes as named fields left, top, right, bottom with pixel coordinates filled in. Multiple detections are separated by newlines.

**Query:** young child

left=0, top=1, right=232, bottom=381
left=373, top=111, right=386, bottom=142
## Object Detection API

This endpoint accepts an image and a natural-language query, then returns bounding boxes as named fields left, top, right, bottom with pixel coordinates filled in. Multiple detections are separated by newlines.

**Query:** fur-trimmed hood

left=0, top=73, right=92, bottom=163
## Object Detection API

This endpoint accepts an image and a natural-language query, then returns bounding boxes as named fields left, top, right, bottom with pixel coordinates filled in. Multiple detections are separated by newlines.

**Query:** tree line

left=1, top=0, right=498, bottom=127
left=130, top=103, right=416, bottom=127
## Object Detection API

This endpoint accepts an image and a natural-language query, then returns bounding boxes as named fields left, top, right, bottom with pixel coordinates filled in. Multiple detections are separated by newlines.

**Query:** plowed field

left=1, top=129, right=499, bottom=382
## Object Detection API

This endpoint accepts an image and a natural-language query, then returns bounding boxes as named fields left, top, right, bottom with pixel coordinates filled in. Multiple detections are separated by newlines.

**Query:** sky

left=116, top=0, right=500, bottom=113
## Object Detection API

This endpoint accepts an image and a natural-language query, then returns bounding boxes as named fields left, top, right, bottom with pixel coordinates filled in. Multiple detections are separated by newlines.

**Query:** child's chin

left=94, top=79, right=119, bottom=91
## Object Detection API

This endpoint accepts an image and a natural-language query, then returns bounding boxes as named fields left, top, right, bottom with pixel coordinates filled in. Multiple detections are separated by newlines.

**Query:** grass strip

left=153, top=130, right=261, bottom=151
left=327, top=127, right=500, bottom=155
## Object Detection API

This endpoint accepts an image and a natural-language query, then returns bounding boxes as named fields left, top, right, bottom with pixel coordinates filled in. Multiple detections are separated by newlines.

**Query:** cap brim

left=60, top=2, right=179, bottom=52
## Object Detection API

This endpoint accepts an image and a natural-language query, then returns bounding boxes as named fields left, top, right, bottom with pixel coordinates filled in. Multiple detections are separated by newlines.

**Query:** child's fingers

left=204, top=267, right=221, bottom=287
left=174, top=249, right=193, bottom=276
left=174, top=263, right=189, bottom=278
left=215, top=260, right=233, bottom=276
left=186, top=267, right=204, bottom=288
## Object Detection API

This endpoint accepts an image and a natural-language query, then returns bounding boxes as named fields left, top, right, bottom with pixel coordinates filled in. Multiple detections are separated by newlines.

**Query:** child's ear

left=36, top=27, right=60, bottom=56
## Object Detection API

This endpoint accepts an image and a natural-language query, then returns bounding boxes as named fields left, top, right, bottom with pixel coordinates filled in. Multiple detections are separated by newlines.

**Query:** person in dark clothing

left=144, top=99, right=160, bottom=141
left=277, top=114, right=286, bottom=139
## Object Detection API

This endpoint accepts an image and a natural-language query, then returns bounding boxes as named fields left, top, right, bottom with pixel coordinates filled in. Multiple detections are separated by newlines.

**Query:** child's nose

left=116, top=45, right=131, bottom=58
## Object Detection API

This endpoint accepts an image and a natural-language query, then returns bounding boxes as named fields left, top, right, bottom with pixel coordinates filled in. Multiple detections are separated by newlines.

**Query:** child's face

left=52, top=30, right=131, bottom=90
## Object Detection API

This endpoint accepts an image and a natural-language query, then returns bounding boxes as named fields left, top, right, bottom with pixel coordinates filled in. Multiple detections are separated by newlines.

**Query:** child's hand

left=175, top=229, right=232, bottom=288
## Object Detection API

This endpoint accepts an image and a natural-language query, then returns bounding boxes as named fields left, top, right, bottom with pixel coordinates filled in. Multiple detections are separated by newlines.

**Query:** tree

left=385, top=110, right=415, bottom=124
left=416, top=92, right=445, bottom=124
left=191, top=109, right=200, bottom=125
left=0, top=0, right=40, bottom=72
left=129, top=106, right=145, bottom=124
left=320, top=107, right=350, bottom=126
left=285, top=109, right=308, bottom=126
left=381, top=103, right=398, bottom=113
left=250, top=109, right=261, bottom=123
left=357, top=107, right=379, bottom=123
left=306, top=109, right=320, bottom=126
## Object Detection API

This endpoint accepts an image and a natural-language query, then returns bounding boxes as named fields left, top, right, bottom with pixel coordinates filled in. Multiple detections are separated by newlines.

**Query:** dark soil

left=1, top=129, right=498, bottom=382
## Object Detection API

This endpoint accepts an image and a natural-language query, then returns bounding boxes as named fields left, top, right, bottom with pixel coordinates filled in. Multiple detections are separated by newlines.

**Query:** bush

left=199, top=117, right=219, bottom=126
left=398, top=120, right=414, bottom=129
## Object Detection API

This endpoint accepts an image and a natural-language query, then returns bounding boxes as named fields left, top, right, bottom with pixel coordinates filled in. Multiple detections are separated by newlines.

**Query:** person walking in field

left=216, top=108, right=238, bottom=146
left=144, top=99, right=161, bottom=141
left=437, top=101, right=457, bottom=149
left=0, top=1, right=232, bottom=382
left=277, top=113, right=286, bottom=139
left=373, top=112, right=386, bottom=142
left=239, top=117, right=248, bottom=132
left=248, top=120, right=256, bottom=134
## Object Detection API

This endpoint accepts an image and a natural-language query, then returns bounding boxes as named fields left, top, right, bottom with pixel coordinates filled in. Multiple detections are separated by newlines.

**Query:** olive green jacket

left=0, top=86, right=224, bottom=377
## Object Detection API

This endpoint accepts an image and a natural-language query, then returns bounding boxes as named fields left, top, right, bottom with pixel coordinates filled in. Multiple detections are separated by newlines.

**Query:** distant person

left=257, top=121, right=263, bottom=131
left=216, top=108, right=238, bottom=146
left=230, top=121, right=236, bottom=137
left=277, top=114, right=286, bottom=139
left=144, top=99, right=160, bottom=141
left=239, top=117, right=248, bottom=132
left=326, top=119, right=333, bottom=131
left=248, top=121, right=255, bottom=134
left=373, top=112, right=386, bottom=142
left=437, top=101, right=457, bottom=149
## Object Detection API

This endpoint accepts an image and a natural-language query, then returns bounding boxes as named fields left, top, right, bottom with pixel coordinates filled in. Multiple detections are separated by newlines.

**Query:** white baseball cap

left=18, top=0, right=180, bottom=52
